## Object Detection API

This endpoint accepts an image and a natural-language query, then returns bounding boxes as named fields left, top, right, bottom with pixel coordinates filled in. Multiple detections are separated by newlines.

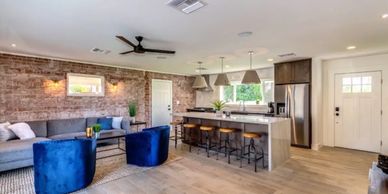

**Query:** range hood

left=195, top=74, right=213, bottom=92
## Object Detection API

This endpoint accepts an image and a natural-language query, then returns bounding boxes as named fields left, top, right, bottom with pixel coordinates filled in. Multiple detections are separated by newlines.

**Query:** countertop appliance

left=275, top=84, right=310, bottom=148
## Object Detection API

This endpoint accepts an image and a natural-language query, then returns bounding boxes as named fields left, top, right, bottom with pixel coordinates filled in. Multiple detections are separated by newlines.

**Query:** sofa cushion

left=47, top=118, right=86, bottom=137
left=97, top=117, right=113, bottom=130
left=26, top=120, right=47, bottom=137
left=0, top=137, right=49, bottom=163
left=86, top=117, right=100, bottom=128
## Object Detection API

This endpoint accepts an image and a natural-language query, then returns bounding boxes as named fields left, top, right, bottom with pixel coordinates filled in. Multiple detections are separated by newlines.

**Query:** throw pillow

left=0, top=122, right=17, bottom=142
left=112, top=117, right=123, bottom=129
left=7, top=123, right=36, bottom=140
left=97, top=118, right=113, bottom=130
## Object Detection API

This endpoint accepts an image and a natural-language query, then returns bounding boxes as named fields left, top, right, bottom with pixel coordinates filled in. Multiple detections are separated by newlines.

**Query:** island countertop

left=173, top=112, right=289, bottom=125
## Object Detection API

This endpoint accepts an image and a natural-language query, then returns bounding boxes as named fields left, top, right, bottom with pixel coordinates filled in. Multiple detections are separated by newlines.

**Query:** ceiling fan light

left=192, top=75, right=208, bottom=88
left=214, top=73, right=230, bottom=86
left=242, top=70, right=261, bottom=84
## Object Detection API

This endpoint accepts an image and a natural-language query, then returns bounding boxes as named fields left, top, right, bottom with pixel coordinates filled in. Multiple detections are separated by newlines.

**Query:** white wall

left=322, top=53, right=388, bottom=155
left=311, top=58, right=323, bottom=150
left=195, top=67, right=274, bottom=112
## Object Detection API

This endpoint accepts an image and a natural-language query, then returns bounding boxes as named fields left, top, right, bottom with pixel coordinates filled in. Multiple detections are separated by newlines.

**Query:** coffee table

left=75, top=131, right=126, bottom=160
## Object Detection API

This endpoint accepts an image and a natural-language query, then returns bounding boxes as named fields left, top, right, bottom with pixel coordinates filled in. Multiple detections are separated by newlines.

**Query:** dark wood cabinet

left=274, top=59, right=311, bottom=84
left=275, top=63, right=293, bottom=85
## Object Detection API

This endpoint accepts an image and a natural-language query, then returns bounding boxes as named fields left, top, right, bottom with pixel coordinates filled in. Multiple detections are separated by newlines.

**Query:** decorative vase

left=215, top=110, right=223, bottom=117
left=86, top=127, right=92, bottom=138
left=94, top=131, right=100, bottom=139
left=131, top=117, right=136, bottom=123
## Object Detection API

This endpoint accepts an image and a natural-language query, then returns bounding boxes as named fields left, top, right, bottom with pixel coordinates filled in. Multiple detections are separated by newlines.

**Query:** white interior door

left=152, top=79, right=173, bottom=127
left=334, top=71, right=382, bottom=152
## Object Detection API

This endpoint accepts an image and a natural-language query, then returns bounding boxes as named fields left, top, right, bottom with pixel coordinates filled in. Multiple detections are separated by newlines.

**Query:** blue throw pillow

left=97, top=118, right=113, bottom=130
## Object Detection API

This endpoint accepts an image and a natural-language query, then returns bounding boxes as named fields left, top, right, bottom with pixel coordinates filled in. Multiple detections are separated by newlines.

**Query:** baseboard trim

left=311, top=143, right=323, bottom=151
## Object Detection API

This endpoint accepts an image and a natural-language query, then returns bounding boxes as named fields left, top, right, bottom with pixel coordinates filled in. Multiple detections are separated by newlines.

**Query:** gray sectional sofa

left=0, top=117, right=130, bottom=172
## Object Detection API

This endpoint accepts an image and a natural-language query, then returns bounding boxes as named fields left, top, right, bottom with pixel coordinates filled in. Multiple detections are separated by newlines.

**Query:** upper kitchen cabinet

left=274, top=59, right=311, bottom=84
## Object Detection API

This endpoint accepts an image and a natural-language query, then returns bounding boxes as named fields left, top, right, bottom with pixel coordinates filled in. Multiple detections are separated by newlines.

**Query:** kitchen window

left=67, top=73, right=105, bottom=96
left=219, top=80, right=274, bottom=105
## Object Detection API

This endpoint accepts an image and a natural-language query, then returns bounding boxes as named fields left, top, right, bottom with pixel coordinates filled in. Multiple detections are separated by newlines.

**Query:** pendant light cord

left=220, top=57, right=224, bottom=73
left=249, top=51, right=253, bottom=69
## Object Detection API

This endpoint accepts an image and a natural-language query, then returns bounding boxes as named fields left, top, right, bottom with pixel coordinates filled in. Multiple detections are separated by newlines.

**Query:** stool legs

left=174, top=124, right=178, bottom=148
left=240, top=137, right=265, bottom=172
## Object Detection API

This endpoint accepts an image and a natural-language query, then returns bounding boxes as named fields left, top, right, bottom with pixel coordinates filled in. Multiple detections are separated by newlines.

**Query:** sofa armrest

left=121, top=118, right=130, bottom=132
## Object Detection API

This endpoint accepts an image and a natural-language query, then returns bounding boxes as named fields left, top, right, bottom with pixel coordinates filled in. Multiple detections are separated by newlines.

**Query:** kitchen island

left=173, top=112, right=291, bottom=171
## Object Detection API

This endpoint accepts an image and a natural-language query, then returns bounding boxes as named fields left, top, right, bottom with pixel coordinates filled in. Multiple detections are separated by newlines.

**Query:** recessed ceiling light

left=238, top=31, right=253, bottom=37
left=382, top=14, right=388, bottom=19
left=11, top=44, right=16, bottom=47
left=346, top=46, right=356, bottom=50
left=225, top=65, right=230, bottom=68
left=267, top=58, right=274, bottom=62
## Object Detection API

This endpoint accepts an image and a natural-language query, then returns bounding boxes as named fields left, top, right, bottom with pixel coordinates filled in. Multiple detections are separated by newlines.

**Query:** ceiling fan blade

left=143, top=48, right=176, bottom=54
left=116, top=36, right=136, bottom=47
left=120, top=50, right=134, bottom=55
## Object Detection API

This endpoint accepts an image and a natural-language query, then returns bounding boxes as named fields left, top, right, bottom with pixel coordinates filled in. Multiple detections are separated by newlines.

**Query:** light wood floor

left=80, top=144, right=377, bottom=194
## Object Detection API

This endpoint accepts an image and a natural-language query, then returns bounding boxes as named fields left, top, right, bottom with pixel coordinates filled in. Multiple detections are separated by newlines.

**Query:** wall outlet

left=176, top=100, right=180, bottom=105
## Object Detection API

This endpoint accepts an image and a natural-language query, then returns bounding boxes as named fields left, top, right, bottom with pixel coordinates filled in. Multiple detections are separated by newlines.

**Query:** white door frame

left=333, top=71, right=382, bottom=152
left=151, top=79, right=173, bottom=127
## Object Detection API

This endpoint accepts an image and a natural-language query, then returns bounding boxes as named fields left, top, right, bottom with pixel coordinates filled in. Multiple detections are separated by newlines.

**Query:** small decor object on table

left=128, top=101, right=137, bottom=123
left=212, top=100, right=226, bottom=117
left=92, top=124, right=101, bottom=139
left=86, top=127, right=93, bottom=138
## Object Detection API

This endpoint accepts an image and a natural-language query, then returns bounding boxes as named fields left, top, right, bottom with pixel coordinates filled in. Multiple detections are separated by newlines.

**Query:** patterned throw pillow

left=0, top=122, right=17, bottom=142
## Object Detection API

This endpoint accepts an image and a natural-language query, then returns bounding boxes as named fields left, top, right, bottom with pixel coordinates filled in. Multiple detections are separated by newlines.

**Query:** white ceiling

left=1, top=0, right=388, bottom=75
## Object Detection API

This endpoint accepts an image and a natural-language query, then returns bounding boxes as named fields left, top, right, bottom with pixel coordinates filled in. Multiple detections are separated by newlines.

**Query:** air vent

left=278, top=53, right=296, bottom=58
left=166, top=0, right=206, bottom=14
left=90, top=48, right=111, bottom=55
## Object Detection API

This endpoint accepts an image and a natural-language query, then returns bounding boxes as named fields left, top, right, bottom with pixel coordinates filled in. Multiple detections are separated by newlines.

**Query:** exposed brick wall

left=0, top=53, right=196, bottom=124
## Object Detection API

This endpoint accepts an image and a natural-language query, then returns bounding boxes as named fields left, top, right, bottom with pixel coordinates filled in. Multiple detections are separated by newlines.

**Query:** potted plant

left=212, top=100, right=226, bottom=117
left=128, top=101, right=137, bottom=123
left=92, top=124, right=101, bottom=139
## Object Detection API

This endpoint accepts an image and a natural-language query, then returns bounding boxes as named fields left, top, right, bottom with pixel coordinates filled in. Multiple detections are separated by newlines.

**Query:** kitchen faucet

left=239, top=100, right=246, bottom=112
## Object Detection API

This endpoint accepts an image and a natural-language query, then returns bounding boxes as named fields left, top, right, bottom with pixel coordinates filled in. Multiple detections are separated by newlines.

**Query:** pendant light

left=214, top=57, right=230, bottom=86
left=241, top=51, right=261, bottom=84
left=192, top=61, right=208, bottom=89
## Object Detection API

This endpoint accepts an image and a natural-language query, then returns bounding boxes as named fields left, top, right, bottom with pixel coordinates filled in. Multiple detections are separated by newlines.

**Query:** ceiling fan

left=116, top=35, right=176, bottom=55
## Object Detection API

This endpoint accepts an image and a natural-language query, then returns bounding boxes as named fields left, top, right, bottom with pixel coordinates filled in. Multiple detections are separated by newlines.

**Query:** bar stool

left=217, top=128, right=239, bottom=164
left=240, top=132, right=265, bottom=172
left=170, top=120, right=183, bottom=148
left=198, top=126, right=216, bottom=157
left=183, top=123, right=197, bottom=152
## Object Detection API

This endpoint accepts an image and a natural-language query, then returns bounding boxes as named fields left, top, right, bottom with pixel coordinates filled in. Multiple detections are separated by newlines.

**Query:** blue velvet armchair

left=125, top=125, right=170, bottom=167
left=33, top=139, right=97, bottom=194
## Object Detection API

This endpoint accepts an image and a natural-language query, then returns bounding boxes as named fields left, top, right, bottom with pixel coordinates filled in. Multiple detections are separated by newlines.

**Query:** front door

left=334, top=71, right=382, bottom=152
left=152, top=79, right=173, bottom=127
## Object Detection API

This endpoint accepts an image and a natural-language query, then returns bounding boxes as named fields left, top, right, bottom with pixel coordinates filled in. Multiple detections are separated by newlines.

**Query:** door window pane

left=342, top=86, right=352, bottom=93
left=352, top=85, right=361, bottom=93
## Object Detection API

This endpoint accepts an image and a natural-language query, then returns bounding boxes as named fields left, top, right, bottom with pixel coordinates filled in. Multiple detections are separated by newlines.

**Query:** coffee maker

left=267, top=102, right=275, bottom=113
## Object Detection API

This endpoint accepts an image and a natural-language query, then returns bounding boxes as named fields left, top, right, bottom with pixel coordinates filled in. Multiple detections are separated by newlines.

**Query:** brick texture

left=0, top=53, right=196, bottom=125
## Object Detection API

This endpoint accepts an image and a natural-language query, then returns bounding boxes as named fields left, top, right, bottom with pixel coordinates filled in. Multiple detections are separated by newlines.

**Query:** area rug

left=0, top=145, right=182, bottom=194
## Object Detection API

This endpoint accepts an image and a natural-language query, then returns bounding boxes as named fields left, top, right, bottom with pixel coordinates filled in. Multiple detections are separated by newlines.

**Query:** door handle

left=335, top=113, right=339, bottom=116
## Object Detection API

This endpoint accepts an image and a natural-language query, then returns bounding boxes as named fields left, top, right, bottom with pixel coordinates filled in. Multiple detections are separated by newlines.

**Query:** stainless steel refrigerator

left=275, top=84, right=311, bottom=148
